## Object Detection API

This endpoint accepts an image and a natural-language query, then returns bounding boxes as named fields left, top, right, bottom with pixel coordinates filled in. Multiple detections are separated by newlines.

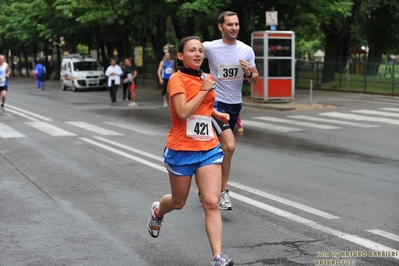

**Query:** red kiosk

left=251, top=31, right=295, bottom=102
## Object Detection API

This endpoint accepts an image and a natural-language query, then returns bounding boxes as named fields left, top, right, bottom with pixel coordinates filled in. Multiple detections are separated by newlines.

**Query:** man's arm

left=5, top=63, right=10, bottom=77
left=244, top=66, right=259, bottom=85
left=157, top=61, right=164, bottom=81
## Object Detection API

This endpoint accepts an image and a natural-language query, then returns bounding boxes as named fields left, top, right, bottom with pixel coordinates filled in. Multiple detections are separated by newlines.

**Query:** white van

left=60, top=54, right=106, bottom=91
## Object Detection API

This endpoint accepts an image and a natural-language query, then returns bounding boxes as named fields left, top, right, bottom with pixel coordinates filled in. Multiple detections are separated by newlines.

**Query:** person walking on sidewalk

left=147, top=36, right=234, bottom=266
left=157, top=52, right=175, bottom=107
left=121, top=57, right=138, bottom=106
left=0, top=54, right=10, bottom=112
left=105, top=58, right=123, bottom=105
left=34, top=59, right=46, bottom=90
left=203, top=11, right=259, bottom=210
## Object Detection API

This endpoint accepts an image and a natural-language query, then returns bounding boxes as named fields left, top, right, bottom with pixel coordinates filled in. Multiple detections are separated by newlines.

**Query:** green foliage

left=242, top=84, right=251, bottom=96
left=0, top=0, right=398, bottom=87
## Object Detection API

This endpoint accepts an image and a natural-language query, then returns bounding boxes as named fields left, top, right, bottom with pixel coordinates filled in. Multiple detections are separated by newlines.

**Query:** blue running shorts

left=163, top=144, right=224, bottom=176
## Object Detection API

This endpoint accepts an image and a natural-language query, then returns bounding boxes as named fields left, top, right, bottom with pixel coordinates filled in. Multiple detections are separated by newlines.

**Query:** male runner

left=0, top=54, right=10, bottom=112
left=203, top=11, right=259, bottom=210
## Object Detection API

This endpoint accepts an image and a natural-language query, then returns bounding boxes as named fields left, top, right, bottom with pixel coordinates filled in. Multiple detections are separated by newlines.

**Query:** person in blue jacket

left=34, top=59, right=46, bottom=90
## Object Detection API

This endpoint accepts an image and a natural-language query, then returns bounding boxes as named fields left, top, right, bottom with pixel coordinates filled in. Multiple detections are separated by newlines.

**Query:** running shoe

left=163, top=102, right=168, bottom=107
left=219, top=190, right=233, bottom=210
left=147, top=201, right=163, bottom=238
left=128, top=102, right=137, bottom=107
left=211, top=253, right=234, bottom=266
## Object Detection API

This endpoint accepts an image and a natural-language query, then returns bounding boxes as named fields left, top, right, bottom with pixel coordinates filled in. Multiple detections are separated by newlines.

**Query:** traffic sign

left=266, top=11, right=278, bottom=26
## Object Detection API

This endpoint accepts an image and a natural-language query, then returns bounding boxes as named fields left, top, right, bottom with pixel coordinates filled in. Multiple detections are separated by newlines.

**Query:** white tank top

left=0, top=64, right=7, bottom=87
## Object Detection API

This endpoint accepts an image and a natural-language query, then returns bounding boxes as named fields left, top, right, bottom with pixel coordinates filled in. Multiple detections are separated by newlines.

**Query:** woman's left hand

left=214, top=111, right=230, bottom=124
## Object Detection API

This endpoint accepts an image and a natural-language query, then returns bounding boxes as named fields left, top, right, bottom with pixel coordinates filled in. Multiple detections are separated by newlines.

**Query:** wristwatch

left=246, top=71, right=253, bottom=78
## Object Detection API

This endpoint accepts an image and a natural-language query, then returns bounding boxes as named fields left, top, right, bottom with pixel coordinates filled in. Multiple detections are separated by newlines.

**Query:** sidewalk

left=27, top=77, right=339, bottom=111
left=135, top=77, right=339, bottom=111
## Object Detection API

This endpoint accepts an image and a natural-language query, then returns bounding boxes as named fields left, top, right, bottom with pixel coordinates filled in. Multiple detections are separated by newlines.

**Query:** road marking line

left=228, top=182, right=339, bottom=219
left=79, top=137, right=398, bottom=258
left=380, top=108, right=399, bottom=112
left=94, top=136, right=164, bottom=161
left=320, top=112, right=399, bottom=125
left=0, top=123, right=26, bottom=138
left=6, top=105, right=52, bottom=121
left=25, top=122, right=77, bottom=136
left=80, top=137, right=166, bottom=172
left=253, top=116, right=341, bottom=129
left=5, top=108, right=40, bottom=121
left=242, top=120, right=301, bottom=132
left=230, top=192, right=399, bottom=259
left=66, top=122, right=124, bottom=136
left=287, top=115, right=379, bottom=128
left=368, top=229, right=399, bottom=242
left=352, top=109, right=399, bottom=118
left=105, top=122, right=165, bottom=136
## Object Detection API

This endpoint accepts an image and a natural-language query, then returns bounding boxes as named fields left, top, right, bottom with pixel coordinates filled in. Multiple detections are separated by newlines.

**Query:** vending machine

left=251, top=31, right=295, bottom=102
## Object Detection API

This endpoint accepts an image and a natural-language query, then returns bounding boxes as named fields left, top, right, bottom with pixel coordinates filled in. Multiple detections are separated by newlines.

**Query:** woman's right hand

left=201, top=76, right=215, bottom=91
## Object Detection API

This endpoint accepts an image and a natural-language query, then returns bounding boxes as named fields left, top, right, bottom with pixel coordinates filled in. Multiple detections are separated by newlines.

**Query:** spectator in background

left=122, top=57, right=138, bottom=106
left=105, top=58, right=123, bottom=106
left=34, top=59, right=46, bottom=90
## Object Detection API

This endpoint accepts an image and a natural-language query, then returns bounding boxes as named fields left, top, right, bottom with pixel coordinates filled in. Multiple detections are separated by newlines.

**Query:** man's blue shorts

left=212, top=101, right=242, bottom=133
left=163, top=144, right=224, bottom=176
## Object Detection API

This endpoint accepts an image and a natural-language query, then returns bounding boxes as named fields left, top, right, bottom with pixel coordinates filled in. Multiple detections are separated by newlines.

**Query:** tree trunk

left=367, top=43, right=382, bottom=76
left=18, top=52, right=23, bottom=76
left=23, top=51, right=29, bottom=77
left=320, top=0, right=363, bottom=84
left=148, top=12, right=167, bottom=66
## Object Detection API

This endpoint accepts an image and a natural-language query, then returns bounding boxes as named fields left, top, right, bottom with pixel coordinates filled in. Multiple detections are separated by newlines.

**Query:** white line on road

left=253, top=116, right=341, bottom=129
left=228, top=182, right=339, bottom=219
left=380, top=108, right=399, bottom=113
left=5, top=108, right=40, bottom=122
left=320, top=112, right=399, bottom=125
left=25, top=122, right=77, bottom=136
left=105, top=122, right=166, bottom=136
left=80, top=138, right=398, bottom=258
left=287, top=115, right=379, bottom=128
left=94, top=136, right=164, bottom=162
left=6, top=104, right=52, bottom=121
left=352, top=109, right=399, bottom=118
left=80, top=137, right=166, bottom=172
left=242, top=120, right=301, bottom=132
left=367, top=229, right=399, bottom=242
left=0, top=123, right=26, bottom=138
left=66, top=122, right=124, bottom=136
left=230, top=192, right=399, bottom=260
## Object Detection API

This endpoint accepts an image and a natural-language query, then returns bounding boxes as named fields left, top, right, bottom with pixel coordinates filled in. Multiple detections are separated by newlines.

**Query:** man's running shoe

left=219, top=190, right=232, bottom=210
left=211, top=253, right=234, bottom=266
left=147, top=201, right=163, bottom=238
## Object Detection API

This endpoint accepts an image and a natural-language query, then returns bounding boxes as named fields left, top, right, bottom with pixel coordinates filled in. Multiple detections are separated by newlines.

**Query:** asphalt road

left=1, top=77, right=398, bottom=266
